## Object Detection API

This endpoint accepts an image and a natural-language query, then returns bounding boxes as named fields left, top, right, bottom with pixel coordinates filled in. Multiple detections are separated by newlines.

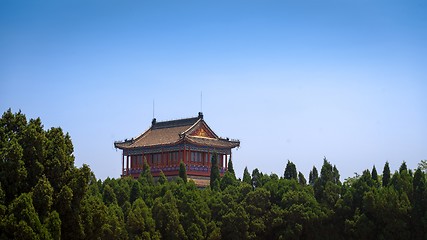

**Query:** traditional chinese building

left=114, top=112, right=240, bottom=186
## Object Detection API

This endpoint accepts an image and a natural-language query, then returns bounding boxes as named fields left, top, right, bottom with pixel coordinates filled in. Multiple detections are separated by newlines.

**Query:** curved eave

left=185, top=136, right=240, bottom=149
left=114, top=141, right=132, bottom=149
left=115, top=138, right=186, bottom=150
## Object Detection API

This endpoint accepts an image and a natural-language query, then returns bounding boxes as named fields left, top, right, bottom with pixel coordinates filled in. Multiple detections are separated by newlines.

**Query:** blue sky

left=1, top=0, right=426, bottom=180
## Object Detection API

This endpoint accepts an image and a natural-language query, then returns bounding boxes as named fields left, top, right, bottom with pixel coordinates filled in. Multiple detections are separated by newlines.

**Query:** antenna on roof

left=152, top=99, right=157, bottom=126
left=200, top=91, right=203, bottom=113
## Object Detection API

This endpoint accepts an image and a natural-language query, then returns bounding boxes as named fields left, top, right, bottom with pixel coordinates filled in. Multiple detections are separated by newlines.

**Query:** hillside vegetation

left=1, top=109, right=426, bottom=240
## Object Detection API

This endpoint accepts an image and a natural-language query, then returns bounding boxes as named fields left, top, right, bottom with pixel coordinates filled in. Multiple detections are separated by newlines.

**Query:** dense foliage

left=1, top=109, right=426, bottom=239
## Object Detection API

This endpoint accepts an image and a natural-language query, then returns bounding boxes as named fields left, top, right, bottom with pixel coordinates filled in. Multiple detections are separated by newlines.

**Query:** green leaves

left=179, top=161, right=187, bottom=183
left=2, top=109, right=427, bottom=240
left=127, top=198, right=157, bottom=239
left=4, top=193, right=44, bottom=240
left=152, top=190, right=186, bottom=239
left=383, top=161, right=391, bottom=187
left=284, top=160, right=297, bottom=180
left=242, top=167, right=251, bottom=185
left=32, top=175, right=53, bottom=219
left=0, top=136, right=27, bottom=203
left=210, top=153, right=220, bottom=190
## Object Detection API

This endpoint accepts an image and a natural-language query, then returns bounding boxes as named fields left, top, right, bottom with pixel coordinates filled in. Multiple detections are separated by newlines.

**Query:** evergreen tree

left=399, top=161, right=407, bottom=174
left=220, top=171, right=236, bottom=191
left=179, top=161, right=187, bottom=183
left=32, top=175, right=54, bottom=219
left=158, top=170, right=167, bottom=185
left=251, top=168, right=261, bottom=188
left=115, top=179, right=130, bottom=207
left=314, top=157, right=341, bottom=206
left=44, top=127, right=75, bottom=193
left=104, top=204, right=127, bottom=240
left=412, top=168, right=426, bottom=240
left=298, top=172, right=307, bottom=186
left=319, top=157, right=333, bottom=184
left=383, top=161, right=391, bottom=187
left=129, top=181, right=142, bottom=203
left=0, top=110, right=28, bottom=203
left=21, top=117, right=45, bottom=192
left=140, top=158, right=154, bottom=186
left=45, top=211, right=61, bottom=240
left=309, top=166, right=318, bottom=186
left=4, top=192, right=46, bottom=239
left=333, top=165, right=341, bottom=184
left=284, top=160, right=298, bottom=180
left=221, top=205, right=249, bottom=240
left=418, top=160, right=427, bottom=173
left=211, top=179, right=220, bottom=192
left=79, top=196, right=108, bottom=240
left=152, top=190, right=186, bottom=239
left=242, top=167, right=251, bottom=185
left=102, top=184, right=117, bottom=205
left=210, top=153, right=220, bottom=190
left=227, top=156, right=235, bottom=177
left=187, top=223, right=203, bottom=240
left=127, top=198, right=158, bottom=239
left=371, top=165, right=378, bottom=182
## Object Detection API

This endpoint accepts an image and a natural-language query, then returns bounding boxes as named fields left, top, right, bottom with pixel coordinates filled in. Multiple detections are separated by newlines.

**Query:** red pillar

left=126, top=155, right=129, bottom=176
left=122, top=153, right=124, bottom=176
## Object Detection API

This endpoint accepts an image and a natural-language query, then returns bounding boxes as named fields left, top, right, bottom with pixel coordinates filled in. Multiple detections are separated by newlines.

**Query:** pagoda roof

left=114, top=113, right=240, bottom=150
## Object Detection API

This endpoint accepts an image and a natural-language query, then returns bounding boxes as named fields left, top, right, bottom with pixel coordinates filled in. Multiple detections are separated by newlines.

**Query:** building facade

left=114, top=112, right=240, bottom=186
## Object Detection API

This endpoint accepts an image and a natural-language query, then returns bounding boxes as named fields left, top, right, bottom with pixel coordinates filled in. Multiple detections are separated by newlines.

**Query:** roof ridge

left=182, top=118, right=202, bottom=135
left=157, top=116, right=199, bottom=123
left=151, top=116, right=200, bottom=130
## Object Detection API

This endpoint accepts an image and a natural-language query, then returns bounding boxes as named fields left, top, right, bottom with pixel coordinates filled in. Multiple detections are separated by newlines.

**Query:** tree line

left=1, top=109, right=426, bottom=240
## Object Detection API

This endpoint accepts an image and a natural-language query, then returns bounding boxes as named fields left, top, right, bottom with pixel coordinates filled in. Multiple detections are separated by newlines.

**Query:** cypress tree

left=179, top=161, right=187, bottom=183
left=227, top=156, right=235, bottom=177
left=418, top=160, right=427, bottom=173
left=140, top=158, right=154, bottom=186
left=158, top=170, right=167, bottom=185
left=371, top=165, right=378, bottom=182
left=251, top=168, right=262, bottom=188
left=129, top=181, right=142, bottom=203
left=309, top=166, right=319, bottom=186
left=399, top=161, right=407, bottom=174
left=210, top=153, right=220, bottom=189
left=298, top=171, right=307, bottom=186
left=319, top=157, right=333, bottom=184
left=412, top=168, right=426, bottom=240
left=333, top=165, right=341, bottom=184
left=284, top=160, right=298, bottom=180
left=383, top=161, right=391, bottom=187
left=242, top=167, right=251, bottom=185
left=220, top=171, right=236, bottom=190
